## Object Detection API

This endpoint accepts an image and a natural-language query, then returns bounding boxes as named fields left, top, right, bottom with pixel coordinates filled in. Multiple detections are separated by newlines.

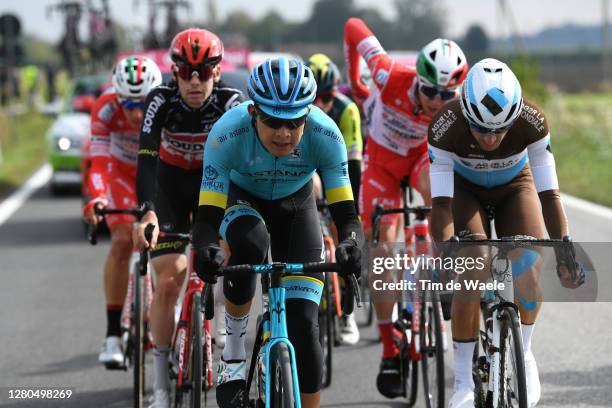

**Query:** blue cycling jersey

left=199, top=101, right=353, bottom=209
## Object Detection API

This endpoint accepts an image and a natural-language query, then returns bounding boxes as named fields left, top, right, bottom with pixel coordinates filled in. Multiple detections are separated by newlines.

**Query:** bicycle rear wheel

left=190, top=291, right=203, bottom=408
left=420, top=296, right=445, bottom=408
left=133, top=271, right=145, bottom=408
left=494, top=307, right=527, bottom=408
left=269, top=342, right=296, bottom=407
left=319, top=272, right=333, bottom=388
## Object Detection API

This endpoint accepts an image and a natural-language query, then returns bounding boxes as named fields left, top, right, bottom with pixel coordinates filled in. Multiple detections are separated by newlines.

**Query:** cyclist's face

left=174, top=64, right=220, bottom=108
left=313, top=91, right=335, bottom=113
left=123, top=106, right=144, bottom=127
left=249, top=104, right=306, bottom=157
left=469, top=127, right=509, bottom=151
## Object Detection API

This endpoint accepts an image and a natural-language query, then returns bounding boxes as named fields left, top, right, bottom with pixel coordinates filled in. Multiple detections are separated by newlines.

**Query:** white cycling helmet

left=459, top=58, right=523, bottom=131
left=112, top=56, right=162, bottom=99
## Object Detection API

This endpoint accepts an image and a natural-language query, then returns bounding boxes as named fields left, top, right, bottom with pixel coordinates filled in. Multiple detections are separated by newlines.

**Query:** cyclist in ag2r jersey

left=344, top=16, right=469, bottom=399
left=82, top=56, right=162, bottom=369
left=192, top=57, right=364, bottom=408
left=132, top=28, right=244, bottom=408
left=428, top=58, right=584, bottom=408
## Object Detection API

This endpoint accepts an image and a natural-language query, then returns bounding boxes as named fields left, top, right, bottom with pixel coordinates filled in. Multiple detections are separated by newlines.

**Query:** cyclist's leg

left=494, top=169, right=546, bottom=406
left=448, top=184, right=491, bottom=397
left=267, top=181, right=323, bottom=408
left=98, top=175, right=137, bottom=365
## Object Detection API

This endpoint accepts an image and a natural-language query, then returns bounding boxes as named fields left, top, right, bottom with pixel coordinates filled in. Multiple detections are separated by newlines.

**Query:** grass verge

left=0, top=110, right=53, bottom=197
left=546, top=93, right=612, bottom=207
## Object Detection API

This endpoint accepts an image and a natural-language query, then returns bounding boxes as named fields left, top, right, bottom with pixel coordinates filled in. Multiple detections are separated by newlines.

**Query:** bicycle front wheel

left=190, top=291, right=203, bottom=408
left=133, top=271, right=145, bottom=408
left=269, top=342, right=296, bottom=408
left=495, top=307, right=527, bottom=408
left=420, top=297, right=445, bottom=408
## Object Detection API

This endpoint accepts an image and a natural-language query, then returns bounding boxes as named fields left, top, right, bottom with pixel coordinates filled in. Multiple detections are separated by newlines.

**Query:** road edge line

left=562, top=194, right=612, bottom=222
left=0, top=163, right=52, bottom=227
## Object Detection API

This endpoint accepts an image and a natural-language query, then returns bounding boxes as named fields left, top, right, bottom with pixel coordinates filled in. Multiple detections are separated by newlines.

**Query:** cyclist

left=83, top=56, right=162, bottom=368
left=428, top=58, right=584, bottom=408
left=344, top=17, right=468, bottom=398
left=192, top=57, right=364, bottom=408
left=307, top=52, right=363, bottom=346
left=132, top=28, right=244, bottom=408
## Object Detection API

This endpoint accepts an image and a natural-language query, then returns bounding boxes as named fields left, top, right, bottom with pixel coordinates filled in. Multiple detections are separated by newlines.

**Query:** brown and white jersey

left=427, top=98, right=558, bottom=198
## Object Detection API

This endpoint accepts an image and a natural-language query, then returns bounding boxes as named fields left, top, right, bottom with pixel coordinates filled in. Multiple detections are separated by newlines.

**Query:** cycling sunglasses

left=176, top=63, right=215, bottom=81
left=316, top=91, right=336, bottom=104
left=419, top=84, right=457, bottom=101
left=468, top=120, right=511, bottom=135
left=120, top=98, right=145, bottom=110
left=255, top=106, right=308, bottom=130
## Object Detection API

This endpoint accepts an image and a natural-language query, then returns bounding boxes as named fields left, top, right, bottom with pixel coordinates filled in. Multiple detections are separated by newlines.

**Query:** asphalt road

left=1, top=183, right=611, bottom=408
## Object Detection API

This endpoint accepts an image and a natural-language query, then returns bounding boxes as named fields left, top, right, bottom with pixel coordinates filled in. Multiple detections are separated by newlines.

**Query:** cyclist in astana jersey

left=132, top=28, right=244, bottom=408
left=306, top=53, right=363, bottom=346
left=191, top=57, right=364, bottom=408
left=428, top=58, right=584, bottom=408
left=82, top=56, right=162, bottom=368
left=344, top=16, right=469, bottom=399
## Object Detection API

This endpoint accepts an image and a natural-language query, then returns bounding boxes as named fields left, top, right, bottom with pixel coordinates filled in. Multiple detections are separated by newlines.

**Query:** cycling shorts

left=105, top=164, right=137, bottom=230
left=151, top=161, right=201, bottom=259
left=359, top=139, right=429, bottom=231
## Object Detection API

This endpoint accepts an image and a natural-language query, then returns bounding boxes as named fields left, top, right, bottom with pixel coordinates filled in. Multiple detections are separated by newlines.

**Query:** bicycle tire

left=319, top=272, right=333, bottom=388
left=269, top=342, right=296, bottom=408
left=492, top=307, right=527, bottom=408
left=420, top=297, right=445, bottom=408
left=133, top=270, right=145, bottom=408
left=190, top=291, right=203, bottom=408
left=403, top=331, right=419, bottom=406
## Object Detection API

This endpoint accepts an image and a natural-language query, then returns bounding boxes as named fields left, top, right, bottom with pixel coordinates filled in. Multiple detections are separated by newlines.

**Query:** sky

left=0, top=0, right=605, bottom=43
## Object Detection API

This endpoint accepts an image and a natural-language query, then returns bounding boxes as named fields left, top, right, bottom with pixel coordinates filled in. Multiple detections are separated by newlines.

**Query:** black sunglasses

left=419, top=84, right=456, bottom=101
left=468, top=120, right=511, bottom=135
left=255, top=107, right=308, bottom=130
left=316, top=92, right=336, bottom=104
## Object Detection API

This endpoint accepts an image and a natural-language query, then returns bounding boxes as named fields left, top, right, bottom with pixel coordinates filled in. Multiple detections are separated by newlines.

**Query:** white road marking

left=0, top=164, right=52, bottom=227
left=562, top=193, right=612, bottom=222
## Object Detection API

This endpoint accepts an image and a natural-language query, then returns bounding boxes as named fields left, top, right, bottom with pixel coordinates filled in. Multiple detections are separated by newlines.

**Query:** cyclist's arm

left=527, top=134, right=569, bottom=238
left=136, top=89, right=166, bottom=209
left=87, top=98, right=112, bottom=200
left=192, top=118, right=235, bottom=250
left=317, top=120, right=364, bottom=247
left=338, top=101, right=363, bottom=211
left=428, top=143, right=455, bottom=242
left=343, top=17, right=390, bottom=100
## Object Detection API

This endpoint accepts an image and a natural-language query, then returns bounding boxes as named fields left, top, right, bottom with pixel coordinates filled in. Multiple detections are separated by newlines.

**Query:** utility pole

left=603, top=0, right=610, bottom=85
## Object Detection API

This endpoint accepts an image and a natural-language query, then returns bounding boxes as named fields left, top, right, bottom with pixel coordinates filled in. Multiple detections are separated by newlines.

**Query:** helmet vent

left=481, top=93, right=504, bottom=116
left=470, top=103, right=484, bottom=122
left=429, top=50, right=437, bottom=60
left=504, top=103, right=518, bottom=123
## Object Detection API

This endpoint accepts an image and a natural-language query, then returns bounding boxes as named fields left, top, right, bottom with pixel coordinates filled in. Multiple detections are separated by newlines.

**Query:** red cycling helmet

left=169, top=28, right=223, bottom=66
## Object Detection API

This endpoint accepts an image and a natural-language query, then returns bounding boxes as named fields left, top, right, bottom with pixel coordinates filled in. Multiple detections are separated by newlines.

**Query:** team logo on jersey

left=375, top=69, right=389, bottom=86
left=290, top=148, right=301, bottom=159
left=204, top=165, right=219, bottom=180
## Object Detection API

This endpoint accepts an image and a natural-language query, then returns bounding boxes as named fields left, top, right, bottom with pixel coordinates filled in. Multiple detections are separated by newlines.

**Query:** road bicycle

left=88, top=205, right=153, bottom=408
left=371, top=177, right=448, bottom=408
left=141, top=226, right=215, bottom=408
left=205, top=261, right=361, bottom=407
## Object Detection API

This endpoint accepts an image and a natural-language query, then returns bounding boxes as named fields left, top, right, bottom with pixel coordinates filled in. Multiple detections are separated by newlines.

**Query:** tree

left=302, top=0, right=355, bottom=42
left=462, top=24, right=489, bottom=60
left=248, top=11, right=291, bottom=49
left=390, top=0, right=446, bottom=49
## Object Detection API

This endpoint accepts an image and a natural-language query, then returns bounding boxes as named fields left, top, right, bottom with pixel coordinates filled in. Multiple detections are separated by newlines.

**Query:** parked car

left=46, top=74, right=108, bottom=195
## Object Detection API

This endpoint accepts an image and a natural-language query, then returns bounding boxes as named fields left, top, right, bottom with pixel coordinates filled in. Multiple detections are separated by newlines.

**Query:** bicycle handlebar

left=87, top=203, right=151, bottom=245
left=371, top=204, right=432, bottom=245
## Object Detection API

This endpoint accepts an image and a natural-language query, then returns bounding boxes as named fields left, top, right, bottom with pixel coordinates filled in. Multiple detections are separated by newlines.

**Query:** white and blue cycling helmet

left=247, top=57, right=317, bottom=119
left=459, top=58, right=523, bottom=131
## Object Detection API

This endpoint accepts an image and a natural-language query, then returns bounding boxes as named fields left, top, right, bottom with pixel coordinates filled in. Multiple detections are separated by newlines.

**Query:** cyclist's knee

left=156, top=275, right=181, bottom=303
left=109, top=224, right=133, bottom=259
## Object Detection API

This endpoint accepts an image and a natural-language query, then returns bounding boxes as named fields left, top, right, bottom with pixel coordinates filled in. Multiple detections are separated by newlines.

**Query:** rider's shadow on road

left=19, top=352, right=99, bottom=377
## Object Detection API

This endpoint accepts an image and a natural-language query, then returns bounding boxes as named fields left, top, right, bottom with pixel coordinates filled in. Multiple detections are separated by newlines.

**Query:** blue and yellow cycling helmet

left=247, top=57, right=317, bottom=119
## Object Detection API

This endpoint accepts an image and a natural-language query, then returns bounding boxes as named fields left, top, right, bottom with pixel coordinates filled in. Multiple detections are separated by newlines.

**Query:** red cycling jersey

left=88, top=91, right=140, bottom=228
left=344, top=17, right=432, bottom=157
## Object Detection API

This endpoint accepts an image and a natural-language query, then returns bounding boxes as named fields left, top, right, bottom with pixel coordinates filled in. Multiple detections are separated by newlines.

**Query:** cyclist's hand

left=83, top=197, right=108, bottom=225
left=194, top=244, right=226, bottom=284
left=350, top=80, right=370, bottom=103
left=335, top=237, right=362, bottom=281
left=554, top=236, right=586, bottom=289
left=133, top=211, right=159, bottom=250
